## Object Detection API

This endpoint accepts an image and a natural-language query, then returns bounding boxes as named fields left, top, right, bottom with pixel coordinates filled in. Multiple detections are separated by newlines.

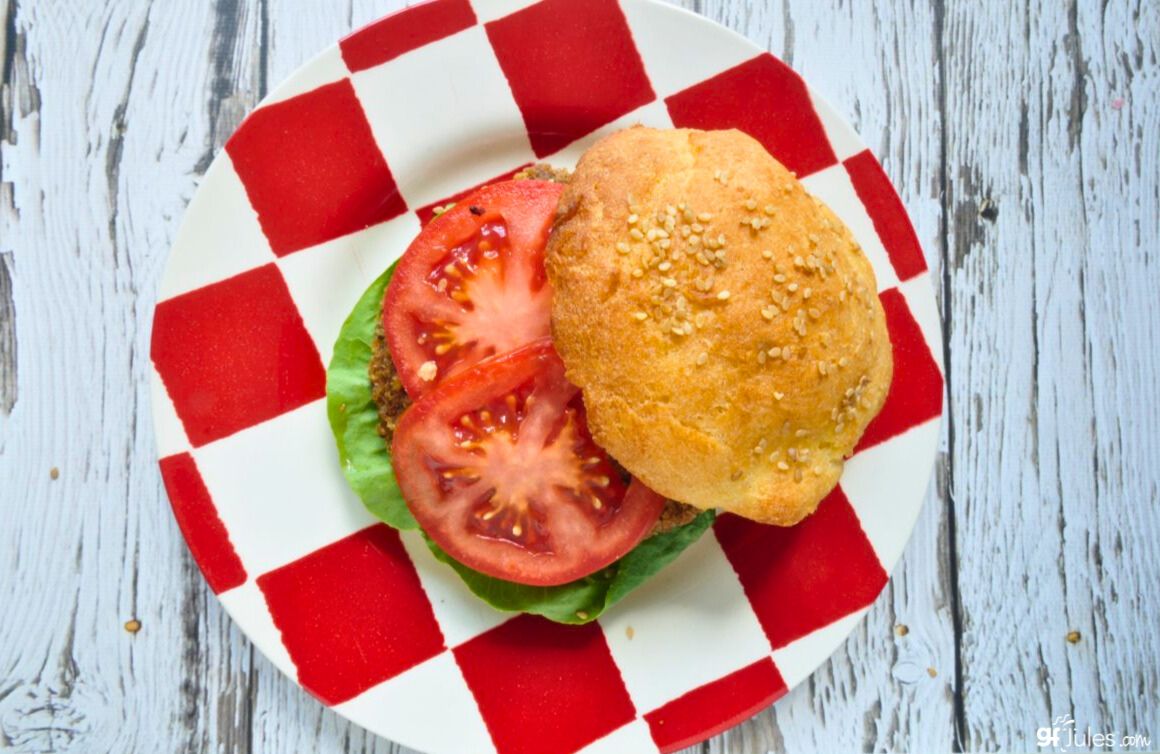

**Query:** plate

left=150, top=1, right=945, bottom=752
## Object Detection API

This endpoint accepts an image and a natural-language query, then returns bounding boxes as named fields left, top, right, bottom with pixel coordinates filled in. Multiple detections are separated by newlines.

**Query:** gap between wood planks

left=931, top=1, right=968, bottom=750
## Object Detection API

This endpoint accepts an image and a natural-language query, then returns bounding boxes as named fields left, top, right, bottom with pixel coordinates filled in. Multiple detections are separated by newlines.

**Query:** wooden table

left=1, top=1, right=1157, bottom=752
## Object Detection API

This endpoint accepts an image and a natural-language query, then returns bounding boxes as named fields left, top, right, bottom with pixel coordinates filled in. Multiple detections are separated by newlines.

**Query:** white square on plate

left=620, top=0, right=756, bottom=100
left=151, top=364, right=191, bottom=458
left=770, top=609, right=867, bottom=689
left=159, top=154, right=277, bottom=300
left=336, top=652, right=497, bottom=754
left=899, top=275, right=945, bottom=376
left=577, top=720, right=660, bottom=754
left=469, top=0, right=542, bottom=24
left=397, top=530, right=510, bottom=649
left=277, top=212, right=420, bottom=356
left=351, top=26, right=536, bottom=209
left=809, top=92, right=866, bottom=163
left=841, top=418, right=942, bottom=569
left=217, top=580, right=297, bottom=677
left=599, top=534, right=772, bottom=713
left=193, top=398, right=378, bottom=576
left=799, top=164, right=901, bottom=292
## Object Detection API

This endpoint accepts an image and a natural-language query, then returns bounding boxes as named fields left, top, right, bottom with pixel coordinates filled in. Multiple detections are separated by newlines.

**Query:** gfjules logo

left=1036, top=714, right=1152, bottom=751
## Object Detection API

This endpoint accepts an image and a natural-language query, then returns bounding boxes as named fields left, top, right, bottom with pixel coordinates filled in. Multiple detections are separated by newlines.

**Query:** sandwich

left=327, top=127, right=891, bottom=623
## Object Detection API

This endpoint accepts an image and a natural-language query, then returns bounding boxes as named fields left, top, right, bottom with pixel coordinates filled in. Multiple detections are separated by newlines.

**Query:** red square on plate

left=665, top=54, right=837, bottom=179
left=454, top=614, right=636, bottom=754
left=856, top=288, right=944, bottom=452
left=845, top=150, right=927, bottom=281
left=159, top=453, right=247, bottom=593
left=226, top=79, right=407, bottom=256
left=485, top=0, right=656, bottom=157
left=151, top=264, right=325, bottom=447
left=714, top=488, right=887, bottom=650
left=340, top=0, right=477, bottom=72
left=257, top=524, right=444, bottom=705
left=644, top=657, right=787, bottom=753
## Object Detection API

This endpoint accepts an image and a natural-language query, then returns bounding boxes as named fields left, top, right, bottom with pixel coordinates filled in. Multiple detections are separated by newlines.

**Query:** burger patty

left=370, top=164, right=700, bottom=537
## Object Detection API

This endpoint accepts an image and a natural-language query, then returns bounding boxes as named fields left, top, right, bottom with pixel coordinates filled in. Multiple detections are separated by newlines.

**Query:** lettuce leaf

left=325, top=264, right=714, bottom=624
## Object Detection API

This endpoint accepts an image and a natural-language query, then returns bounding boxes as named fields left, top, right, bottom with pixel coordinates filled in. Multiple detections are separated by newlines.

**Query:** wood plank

left=941, top=0, right=1160, bottom=748
left=0, top=1, right=262, bottom=751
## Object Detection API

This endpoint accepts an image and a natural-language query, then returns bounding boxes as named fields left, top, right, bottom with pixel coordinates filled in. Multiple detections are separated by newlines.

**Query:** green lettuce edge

left=325, top=265, right=715, bottom=624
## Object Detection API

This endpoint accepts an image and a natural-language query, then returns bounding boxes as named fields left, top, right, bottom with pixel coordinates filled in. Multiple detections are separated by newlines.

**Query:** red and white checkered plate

left=150, top=1, right=945, bottom=752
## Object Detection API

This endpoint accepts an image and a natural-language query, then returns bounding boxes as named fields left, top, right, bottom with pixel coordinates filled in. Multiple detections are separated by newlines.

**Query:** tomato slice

left=391, top=339, right=665, bottom=586
left=384, top=180, right=564, bottom=398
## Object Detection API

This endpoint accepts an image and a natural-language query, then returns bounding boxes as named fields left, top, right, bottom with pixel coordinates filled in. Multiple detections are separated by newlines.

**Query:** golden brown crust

left=546, top=127, right=893, bottom=525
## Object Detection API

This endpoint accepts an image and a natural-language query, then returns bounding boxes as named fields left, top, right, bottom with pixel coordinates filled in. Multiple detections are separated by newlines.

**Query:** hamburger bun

left=546, top=127, right=892, bottom=525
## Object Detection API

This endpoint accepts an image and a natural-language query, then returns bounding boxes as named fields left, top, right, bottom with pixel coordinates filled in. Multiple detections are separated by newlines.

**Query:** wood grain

left=0, top=0, right=1156, bottom=752
left=941, top=0, right=1160, bottom=749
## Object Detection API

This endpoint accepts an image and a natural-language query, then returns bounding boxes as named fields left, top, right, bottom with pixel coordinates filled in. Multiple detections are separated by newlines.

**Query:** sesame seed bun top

left=546, top=127, right=892, bottom=525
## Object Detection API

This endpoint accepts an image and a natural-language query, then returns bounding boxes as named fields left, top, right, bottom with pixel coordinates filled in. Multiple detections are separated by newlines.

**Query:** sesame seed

left=777, top=461, right=790, bottom=471
left=763, top=204, right=776, bottom=216
left=787, top=282, right=799, bottom=292
left=696, top=352, right=709, bottom=366
left=782, top=346, right=793, bottom=359
left=808, top=233, right=820, bottom=245
left=768, top=346, right=781, bottom=358
left=616, top=241, right=630, bottom=254
left=662, top=277, right=677, bottom=287
left=689, top=235, right=702, bottom=247
left=627, top=213, right=639, bottom=225
left=757, top=350, right=768, bottom=364
left=717, top=290, right=731, bottom=301
left=803, top=287, right=813, bottom=299
left=658, top=238, right=672, bottom=250
left=745, top=198, right=757, bottom=211
left=697, top=212, right=713, bottom=222
left=633, top=311, right=649, bottom=321
left=646, top=228, right=658, bottom=241
left=717, top=233, right=727, bottom=246
left=773, top=391, right=785, bottom=400
left=761, top=306, right=776, bottom=321
left=671, top=326, right=686, bottom=336
left=788, top=447, right=798, bottom=460
left=666, top=204, right=677, bottom=215
left=794, top=255, right=805, bottom=267
left=632, top=268, right=643, bottom=278
left=774, top=273, right=787, bottom=283
left=839, top=357, right=849, bottom=368
left=762, top=249, right=774, bottom=260
left=657, top=261, right=672, bottom=272
left=795, top=429, right=810, bottom=438
left=793, top=468, right=804, bottom=482
left=691, top=222, right=704, bottom=233
left=809, top=308, right=821, bottom=319
left=629, top=228, right=644, bottom=241
left=839, top=290, right=848, bottom=302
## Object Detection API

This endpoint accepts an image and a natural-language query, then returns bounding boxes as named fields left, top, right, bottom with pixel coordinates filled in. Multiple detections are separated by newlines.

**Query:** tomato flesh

left=392, top=339, right=665, bottom=586
left=384, top=180, right=563, bottom=397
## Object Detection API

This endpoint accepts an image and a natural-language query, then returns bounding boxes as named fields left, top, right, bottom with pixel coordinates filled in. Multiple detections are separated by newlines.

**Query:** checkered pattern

left=151, top=2, right=946, bottom=752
